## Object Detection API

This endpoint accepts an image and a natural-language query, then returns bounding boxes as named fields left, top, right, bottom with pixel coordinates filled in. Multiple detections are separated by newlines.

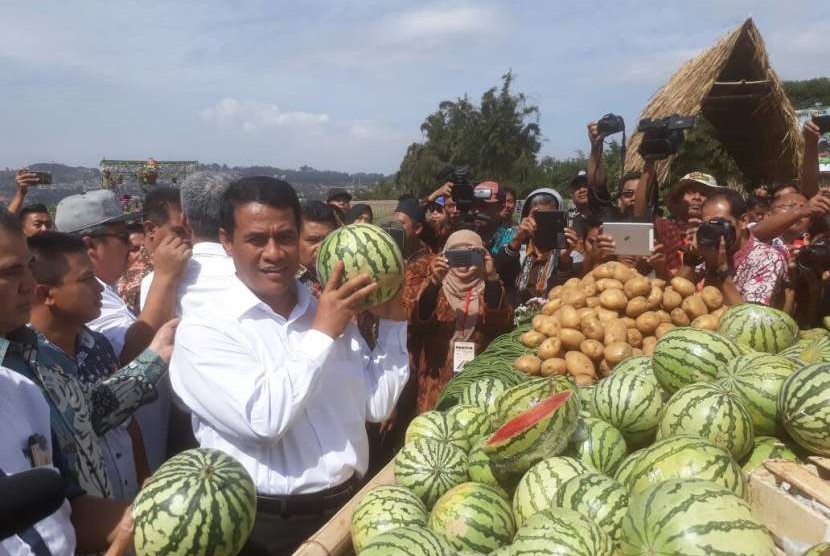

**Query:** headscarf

left=442, top=230, right=486, bottom=341
left=518, top=187, right=564, bottom=294
left=344, top=203, right=373, bottom=224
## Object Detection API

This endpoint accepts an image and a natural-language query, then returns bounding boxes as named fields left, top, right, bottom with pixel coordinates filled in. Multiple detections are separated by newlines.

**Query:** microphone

left=0, top=467, right=67, bottom=540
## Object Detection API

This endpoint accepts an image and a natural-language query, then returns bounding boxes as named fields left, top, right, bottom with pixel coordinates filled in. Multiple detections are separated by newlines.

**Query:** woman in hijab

left=344, top=203, right=373, bottom=225
left=412, top=229, right=512, bottom=413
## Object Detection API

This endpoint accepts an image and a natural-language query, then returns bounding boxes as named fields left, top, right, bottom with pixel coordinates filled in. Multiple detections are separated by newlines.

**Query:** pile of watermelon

left=351, top=302, right=830, bottom=556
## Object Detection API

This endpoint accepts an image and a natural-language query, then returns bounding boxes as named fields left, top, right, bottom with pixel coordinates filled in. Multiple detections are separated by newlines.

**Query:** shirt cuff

left=135, top=348, right=168, bottom=384
left=377, top=319, right=407, bottom=353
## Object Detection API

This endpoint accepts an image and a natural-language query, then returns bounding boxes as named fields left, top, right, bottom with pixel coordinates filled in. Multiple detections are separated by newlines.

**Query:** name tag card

left=453, top=341, right=476, bottom=374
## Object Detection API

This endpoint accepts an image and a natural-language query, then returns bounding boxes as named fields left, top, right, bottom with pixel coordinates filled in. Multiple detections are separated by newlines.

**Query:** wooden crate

left=292, top=461, right=395, bottom=556
left=747, top=457, right=830, bottom=555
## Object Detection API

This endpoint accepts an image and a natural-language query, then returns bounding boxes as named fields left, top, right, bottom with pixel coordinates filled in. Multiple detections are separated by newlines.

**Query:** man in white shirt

left=171, top=177, right=409, bottom=556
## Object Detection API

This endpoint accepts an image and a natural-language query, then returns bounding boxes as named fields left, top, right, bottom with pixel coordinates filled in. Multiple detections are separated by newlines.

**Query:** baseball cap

left=474, top=181, right=505, bottom=203
left=55, top=190, right=133, bottom=234
left=667, top=172, right=725, bottom=207
left=568, top=171, right=588, bottom=189
left=394, top=198, right=425, bottom=224
left=428, top=196, right=446, bottom=209
left=327, top=188, right=352, bottom=202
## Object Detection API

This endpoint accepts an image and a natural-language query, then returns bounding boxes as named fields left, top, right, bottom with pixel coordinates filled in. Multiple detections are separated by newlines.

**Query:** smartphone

left=33, top=171, right=52, bottom=185
left=445, top=248, right=485, bottom=268
left=533, top=211, right=567, bottom=250
left=602, top=221, right=654, bottom=256
left=813, top=114, right=830, bottom=134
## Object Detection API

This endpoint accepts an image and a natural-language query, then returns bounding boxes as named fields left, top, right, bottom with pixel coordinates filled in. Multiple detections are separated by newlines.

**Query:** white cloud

left=199, top=98, right=330, bottom=131
left=378, top=4, right=499, bottom=46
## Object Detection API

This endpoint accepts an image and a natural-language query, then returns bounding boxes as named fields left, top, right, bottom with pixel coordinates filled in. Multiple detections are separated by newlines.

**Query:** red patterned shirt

left=731, top=235, right=787, bottom=305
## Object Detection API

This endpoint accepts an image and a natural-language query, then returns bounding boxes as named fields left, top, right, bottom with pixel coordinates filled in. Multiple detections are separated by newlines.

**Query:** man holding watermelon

left=170, top=177, right=409, bottom=555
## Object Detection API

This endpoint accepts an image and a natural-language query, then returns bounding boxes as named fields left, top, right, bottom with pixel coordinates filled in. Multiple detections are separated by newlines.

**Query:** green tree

left=783, top=78, right=830, bottom=110
left=668, top=116, right=745, bottom=189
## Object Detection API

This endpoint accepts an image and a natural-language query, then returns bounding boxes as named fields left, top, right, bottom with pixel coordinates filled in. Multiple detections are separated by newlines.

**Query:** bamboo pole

left=292, top=461, right=396, bottom=556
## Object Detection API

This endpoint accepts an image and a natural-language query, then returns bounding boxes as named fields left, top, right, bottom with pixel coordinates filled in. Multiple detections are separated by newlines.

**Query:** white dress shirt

left=0, top=367, right=75, bottom=556
left=170, top=275, right=409, bottom=495
left=88, top=278, right=136, bottom=357
left=139, top=241, right=235, bottom=318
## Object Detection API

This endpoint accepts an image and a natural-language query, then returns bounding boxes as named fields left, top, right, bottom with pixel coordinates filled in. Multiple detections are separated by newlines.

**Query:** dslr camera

left=637, top=114, right=696, bottom=160
left=696, top=217, right=736, bottom=248
left=596, top=114, right=625, bottom=137
left=443, top=165, right=474, bottom=214
left=797, top=239, right=830, bottom=273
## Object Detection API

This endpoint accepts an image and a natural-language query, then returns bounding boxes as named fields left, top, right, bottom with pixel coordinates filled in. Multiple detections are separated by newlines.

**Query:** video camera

left=637, top=114, right=696, bottom=160
left=797, top=239, right=830, bottom=273
left=440, top=165, right=495, bottom=231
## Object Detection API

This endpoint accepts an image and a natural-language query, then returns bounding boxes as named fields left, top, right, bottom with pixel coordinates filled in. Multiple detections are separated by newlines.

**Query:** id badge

left=453, top=341, right=476, bottom=374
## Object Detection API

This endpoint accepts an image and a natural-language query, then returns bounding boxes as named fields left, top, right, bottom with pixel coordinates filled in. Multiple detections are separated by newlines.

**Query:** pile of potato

left=514, top=261, right=727, bottom=384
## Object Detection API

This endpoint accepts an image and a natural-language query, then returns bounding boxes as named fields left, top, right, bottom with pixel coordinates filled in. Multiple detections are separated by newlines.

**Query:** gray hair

left=180, top=171, right=239, bottom=240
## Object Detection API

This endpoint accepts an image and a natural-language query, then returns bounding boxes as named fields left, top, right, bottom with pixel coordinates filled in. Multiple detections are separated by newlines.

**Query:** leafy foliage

left=783, top=78, right=830, bottom=110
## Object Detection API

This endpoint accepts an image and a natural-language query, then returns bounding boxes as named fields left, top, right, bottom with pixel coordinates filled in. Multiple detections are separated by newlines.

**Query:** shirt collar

left=0, top=327, right=38, bottom=363
left=192, top=242, right=230, bottom=257
left=734, top=234, right=756, bottom=266
left=226, top=274, right=312, bottom=324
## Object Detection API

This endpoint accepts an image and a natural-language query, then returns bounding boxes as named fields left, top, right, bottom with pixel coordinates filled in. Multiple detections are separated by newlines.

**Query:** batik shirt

left=116, top=246, right=153, bottom=315
left=0, top=328, right=166, bottom=498
left=489, top=224, right=516, bottom=256
left=731, top=235, right=788, bottom=305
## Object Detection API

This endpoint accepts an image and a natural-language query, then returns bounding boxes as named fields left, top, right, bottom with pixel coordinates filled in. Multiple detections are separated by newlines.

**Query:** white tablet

left=602, top=222, right=655, bottom=257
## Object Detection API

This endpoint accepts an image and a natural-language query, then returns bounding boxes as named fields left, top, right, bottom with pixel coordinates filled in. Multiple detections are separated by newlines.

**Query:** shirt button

left=116, top=453, right=122, bottom=459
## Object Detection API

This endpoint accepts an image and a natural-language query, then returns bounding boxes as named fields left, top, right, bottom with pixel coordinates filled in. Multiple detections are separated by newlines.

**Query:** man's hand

left=428, top=182, right=453, bottom=202
left=15, top=169, right=39, bottom=193
left=314, top=262, right=378, bottom=338
left=804, top=120, right=822, bottom=146
left=104, top=505, right=134, bottom=556
left=563, top=227, right=579, bottom=253
left=594, top=233, right=616, bottom=260
left=429, top=255, right=450, bottom=285
left=152, top=235, right=192, bottom=281
left=148, top=318, right=180, bottom=362
left=799, top=191, right=830, bottom=218
left=484, top=251, right=498, bottom=280
left=587, top=121, right=603, bottom=150
left=370, top=286, right=406, bottom=321
left=512, top=216, right=537, bottom=246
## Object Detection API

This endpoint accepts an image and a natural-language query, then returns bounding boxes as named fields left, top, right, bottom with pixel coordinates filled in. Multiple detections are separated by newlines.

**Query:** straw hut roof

left=625, top=18, right=802, bottom=185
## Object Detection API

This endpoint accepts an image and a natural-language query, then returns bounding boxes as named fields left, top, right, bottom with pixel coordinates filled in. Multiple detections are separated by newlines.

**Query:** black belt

left=256, top=476, right=358, bottom=517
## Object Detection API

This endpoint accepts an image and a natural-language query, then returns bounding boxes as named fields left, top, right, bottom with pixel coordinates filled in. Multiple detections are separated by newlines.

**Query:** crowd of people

left=0, top=117, right=828, bottom=556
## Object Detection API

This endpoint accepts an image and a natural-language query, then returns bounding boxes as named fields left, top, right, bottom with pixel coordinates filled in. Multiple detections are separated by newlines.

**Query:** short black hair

left=126, top=222, right=145, bottom=235
left=19, top=204, right=50, bottom=221
left=809, top=214, right=830, bottom=238
left=621, top=171, right=641, bottom=184
left=301, top=201, right=340, bottom=229
left=705, top=189, right=748, bottom=218
left=143, top=187, right=182, bottom=225
left=220, top=176, right=301, bottom=236
left=0, top=211, right=22, bottom=237
left=502, top=186, right=518, bottom=199
left=28, top=231, right=86, bottom=286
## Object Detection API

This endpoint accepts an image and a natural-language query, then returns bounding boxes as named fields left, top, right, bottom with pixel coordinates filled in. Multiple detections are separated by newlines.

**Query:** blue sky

left=0, top=0, right=826, bottom=173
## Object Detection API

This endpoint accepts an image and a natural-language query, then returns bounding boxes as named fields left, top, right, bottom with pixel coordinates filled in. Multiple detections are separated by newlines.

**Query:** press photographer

left=786, top=215, right=830, bottom=328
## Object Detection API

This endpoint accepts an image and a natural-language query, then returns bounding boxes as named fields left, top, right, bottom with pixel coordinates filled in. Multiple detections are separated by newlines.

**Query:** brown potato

left=592, top=262, right=615, bottom=279
left=646, top=286, right=663, bottom=310
left=560, top=288, right=587, bottom=309
left=670, top=308, right=691, bottom=327
left=604, top=319, right=628, bottom=345
left=600, top=289, right=628, bottom=311
left=520, top=330, right=546, bottom=348
left=580, top=339, right=605, bottom=361
left=515, top=354, right=542, bottom=375
left=541, top=298, right=561, bottom=315
left=596, top=278, right=624, bottom=292
left=560, top=328, right=587, bottom=351
left=595, top=308, right=618, bottom=323
left=537, top=337, right=562, bottom=360
left=655, top=322, right=675, bottom=338
left=585, top=296, right=601, bottom=308
left=581, top=317, right=605, bottom=341
left=547, top=285, right=564, bottom=300
left=661, top=287, right=683, bottom=311
left=682, top=294, right=708, bottom=320
left=642, top=336, right=658, bottom=356
left=650, top=278, right=667, bottom=288
left=564, top=277, right=582, bottom=290
left=632, top=347, right=644, bottom=357
left=532, top=314, right=547, bottom=331
left=581, top=274, right=596, bottom=287
left=537, top=316, right=561, bottom=337
left=655, top=310, right=672, bottom=324
left=581, top=282, right=597, bottom=297
left=573, top=374, right=595, bottom=386
left=621, top=316, right=637, bottom=328
left=635, top=311, right=661, bottom=335
left=558, top=305, right=582, bottom=329
left=624, top=276, right=652, bottom=299
left=540, top=357, right=567, bottom=377
left=692, top=314, right=720, bottom=331
left=625, top=296, right=649, bottom=318
left=604, top=341, right=633, bottom=366
left=565, top=351, right=596, bottom=377
left=627, top=327, right=644, bottom=348
left=700, top=286, right=724, bottom=310
left=576, top=307, right=596, bottom=320
left=612, top=263, right=635, bottom=283
left=670, top=276, right=696, bottom=297
left=711, top=306, right=727, bottom=318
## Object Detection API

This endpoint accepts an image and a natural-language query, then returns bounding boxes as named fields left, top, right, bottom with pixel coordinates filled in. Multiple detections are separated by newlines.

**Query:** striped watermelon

left=132, top=448, right=256, bottom=556
left=627, top=435, right=745, bottom=497
left=511, top=507, right=615, bottom=556
left=779, top=336, right=830, bottom=365
left=358, top=525, right=455, bottom=556
left=613, top=448, right=646, bottom=487
left=716, top=353, right=797, bottom=436
left=428, top=482, right=515, bottom=554
left=612, top=355, right=658, bottom=383
left=350, top=486, right=428, bottom=552
left=459, top=376, right=509, bottom=408
left=799, top=328, right=830, bottom=340
left=803, top=543, right=830, bottom=556
left=512, top=456, right=591, bottom=527
left=446, top=404, right=492, bottom=442
left=404, top=411, right=469, bottom=452
left=483, top=390, right=580, bottom=476
left=315, top=223, right=403, bottom=309
left=577, top=385, right=598, bottom=417
left=567, top=416, right=628, bottom=474
left=741, top=436, right=799, bottom=474
left=395, top=438, right=467, bottom=507
left=493, top=376, right=573, bottom=427
left=778, top=363, right=830, bottom=456
left=436, top=360, right=528, bottom=410
left=657, top=382, right=754, bottom=460
left=592, top=371, right=663, bottom=448
left=620, top=479, right=776, bottom=555
left=651, top=328, right=741, bottom=392
left=466, top=436, right=503, bottom=489
left=554, top=473, right=629, bottom=544
left=718, top=303, right=798, bottom=354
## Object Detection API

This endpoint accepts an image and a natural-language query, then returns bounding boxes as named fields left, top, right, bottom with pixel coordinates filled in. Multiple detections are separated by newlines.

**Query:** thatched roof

left=625, top=18, right=802, bottom=184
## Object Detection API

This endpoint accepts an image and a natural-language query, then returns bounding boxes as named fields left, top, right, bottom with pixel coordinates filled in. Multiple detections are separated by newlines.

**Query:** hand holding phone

left=532, top=211, right=567, bottom=251
left=813, top=114, right=830, bottom=134
left=445, top=248, right=485, bottom=268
